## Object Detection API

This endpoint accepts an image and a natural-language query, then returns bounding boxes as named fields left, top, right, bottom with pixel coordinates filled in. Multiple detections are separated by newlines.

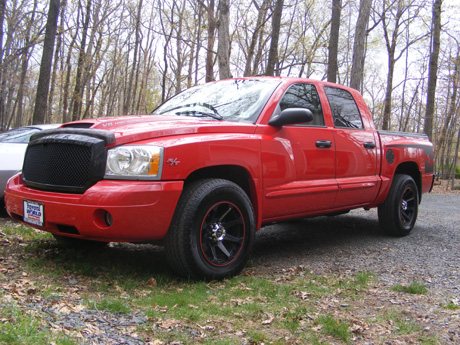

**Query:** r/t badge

left=166, top=158, right=181, bottom=166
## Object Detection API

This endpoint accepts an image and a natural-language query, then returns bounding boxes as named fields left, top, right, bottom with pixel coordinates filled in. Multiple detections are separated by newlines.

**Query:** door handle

left=363, top=142, right=376, bottom=149
left=316, top=140, right=332, bottom=148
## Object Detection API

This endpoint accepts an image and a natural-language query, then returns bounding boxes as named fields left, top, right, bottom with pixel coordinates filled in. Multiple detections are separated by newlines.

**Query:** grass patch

left=96, top=297, right=131, bottom=314
left=391, top=281, right=428, bottom=294
left=317, top=314, right=351, bottom=343
left=1, top=223, right=52, bottom=241
left=0, top=303, right=77, bottom=345
left=442, top=301, right=460, bottom=310
left=384, top=311, right=420, bottom=335
left=354, top=271, right=375, bottom=287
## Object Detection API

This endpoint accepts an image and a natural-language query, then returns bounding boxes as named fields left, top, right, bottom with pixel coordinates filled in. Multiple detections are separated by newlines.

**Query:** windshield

left=0, top=127, right=39, bottom=143
left=153, top=79, right=280, bottom=123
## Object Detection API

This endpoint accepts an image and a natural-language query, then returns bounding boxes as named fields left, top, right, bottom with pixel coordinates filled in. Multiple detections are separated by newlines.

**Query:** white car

left=0, top=124, right=61, bottom=208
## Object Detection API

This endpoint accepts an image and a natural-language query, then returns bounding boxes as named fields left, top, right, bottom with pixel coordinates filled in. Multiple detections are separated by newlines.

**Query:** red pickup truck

left=5, top=77, right=434, bottom=279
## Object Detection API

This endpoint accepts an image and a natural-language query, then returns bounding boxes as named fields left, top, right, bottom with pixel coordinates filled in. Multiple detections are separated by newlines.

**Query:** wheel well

left=394, top=162, right=422, bottom=202
left=185, top=165, right=254, bottom=199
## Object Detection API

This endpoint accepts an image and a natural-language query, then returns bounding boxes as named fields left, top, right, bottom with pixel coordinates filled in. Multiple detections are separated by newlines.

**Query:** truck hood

left=63, top=115, right=257, bottom=146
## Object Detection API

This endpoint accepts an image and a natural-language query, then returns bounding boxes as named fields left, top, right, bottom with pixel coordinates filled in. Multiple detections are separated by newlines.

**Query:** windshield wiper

left=175, top=110, right=223, bottom=121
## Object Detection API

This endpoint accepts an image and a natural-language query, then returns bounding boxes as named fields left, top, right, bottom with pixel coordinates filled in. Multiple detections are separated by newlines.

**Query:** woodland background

left=0, top=0, right=458, bottom=184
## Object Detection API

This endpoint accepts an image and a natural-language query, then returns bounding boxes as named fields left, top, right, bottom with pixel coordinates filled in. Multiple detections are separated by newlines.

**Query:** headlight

left=105, top=145, right=163, bottom=180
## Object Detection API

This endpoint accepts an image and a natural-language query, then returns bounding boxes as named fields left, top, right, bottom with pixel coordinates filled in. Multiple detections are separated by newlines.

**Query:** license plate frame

left=23, top=200, right=44, bottom=227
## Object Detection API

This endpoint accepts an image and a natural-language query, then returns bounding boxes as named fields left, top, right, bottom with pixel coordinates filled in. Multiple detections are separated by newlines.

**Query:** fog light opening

left=104, top=211, right=114, bottom=227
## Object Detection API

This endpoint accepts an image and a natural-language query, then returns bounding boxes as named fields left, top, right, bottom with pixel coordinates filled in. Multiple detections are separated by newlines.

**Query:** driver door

left=258, top=83, right=338, bottom=221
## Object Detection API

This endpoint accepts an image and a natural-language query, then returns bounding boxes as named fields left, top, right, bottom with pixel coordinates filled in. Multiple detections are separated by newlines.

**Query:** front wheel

left=165, top=179, right=256, bottom=280
left=378, top=174, right=419, bottom=236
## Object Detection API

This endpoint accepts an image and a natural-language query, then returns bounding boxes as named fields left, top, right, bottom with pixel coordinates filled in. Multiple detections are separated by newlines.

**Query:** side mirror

left=268, top=108, right=314, bottom=127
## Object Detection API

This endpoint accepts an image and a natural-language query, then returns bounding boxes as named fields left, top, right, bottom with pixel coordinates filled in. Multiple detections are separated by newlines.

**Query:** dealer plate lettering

left=23, top=200, right=44, bottom=227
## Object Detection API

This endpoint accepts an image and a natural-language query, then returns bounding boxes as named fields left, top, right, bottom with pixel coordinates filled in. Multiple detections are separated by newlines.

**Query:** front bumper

left=5, top=174, right=183, bottom=242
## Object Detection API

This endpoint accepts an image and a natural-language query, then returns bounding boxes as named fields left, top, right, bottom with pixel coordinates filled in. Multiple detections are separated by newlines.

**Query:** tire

left=52, top=234, right=108, bottom=248
left=378, top=174, right=419, bottom=237
left=165, top=178, right=256, bottom=280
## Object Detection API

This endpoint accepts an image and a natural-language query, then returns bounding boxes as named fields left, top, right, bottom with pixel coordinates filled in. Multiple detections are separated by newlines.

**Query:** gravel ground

left=252, top=193, right=460, bottom=300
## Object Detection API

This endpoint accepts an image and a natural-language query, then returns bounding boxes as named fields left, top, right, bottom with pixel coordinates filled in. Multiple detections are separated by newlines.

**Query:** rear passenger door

left=323, top=85, right=379, bottom=208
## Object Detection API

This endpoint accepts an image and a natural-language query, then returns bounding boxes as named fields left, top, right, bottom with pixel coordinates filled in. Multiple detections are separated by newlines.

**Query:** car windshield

left=0, top=127, right=39, bottom=143
left=152, top=79, right=280, bottom=123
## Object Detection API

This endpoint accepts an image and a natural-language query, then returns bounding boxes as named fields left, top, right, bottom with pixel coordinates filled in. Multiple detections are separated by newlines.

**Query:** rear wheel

left=165, top=179, right=255, bottom=280
left=378, top=174, right=419, bottom=236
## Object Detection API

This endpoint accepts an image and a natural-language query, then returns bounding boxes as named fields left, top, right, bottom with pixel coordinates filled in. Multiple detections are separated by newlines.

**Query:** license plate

left=23, top=200, right=44, bottom=226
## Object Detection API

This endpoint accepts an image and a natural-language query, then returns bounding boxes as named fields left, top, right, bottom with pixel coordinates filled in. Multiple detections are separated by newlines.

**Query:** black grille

left=22, top=129, right=114, bottom=193
left=23, top=143, right=92, bottom=188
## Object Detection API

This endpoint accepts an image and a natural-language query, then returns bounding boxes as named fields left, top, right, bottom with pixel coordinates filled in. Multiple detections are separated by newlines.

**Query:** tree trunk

left=265, top=0, right=284, bottom=76
left=159, top=0, right=175, bottom=102
left=205, top=0, right=216, bottom=82
left=48, top=0, right=66, bottom=123
left=424, top=0, right=442, bottom=142
left=62, top=27, right=78, bottom=123
left=350, top=0, right=371, bottom=91
left=217, top=0, right=231, bottom=79
left=124, top=0, right=143, bottom=114
left=450, top=128, right=460, bottom=190
left=71, top=0, right=91, bottom=122
left=175, top=3, right=185, bottom=93
left=0, top=0, right=6, bottom=130
left=382, top=48, right=396, bottom=130
left=13, top=0, right=38, bottom=127
left=436, top=54, right=458, bottom=158
left=32, top=0, right=60, bottom=125
left=244, top=0, right=270, bottom=77
left=327, top=0, right=341, bottom=83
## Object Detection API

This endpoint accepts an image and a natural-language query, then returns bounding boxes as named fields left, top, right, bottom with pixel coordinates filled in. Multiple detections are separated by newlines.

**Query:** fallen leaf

left=197, top=323, right=215, bottom=331
left=262, top=313, right=274, bottom=325
left=291, top=290, right=311, bottom=300
left=157, top=319, right=180, bottom=330
left=147, top=278, right=157, bottom=288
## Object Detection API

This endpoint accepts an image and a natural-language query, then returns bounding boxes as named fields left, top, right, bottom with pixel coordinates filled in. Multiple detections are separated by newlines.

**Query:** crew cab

left=4, top=77, right=434, bottom=279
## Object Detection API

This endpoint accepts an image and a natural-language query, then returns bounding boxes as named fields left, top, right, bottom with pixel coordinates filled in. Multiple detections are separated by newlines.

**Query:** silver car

left=0, top=124, right=61, bottom=208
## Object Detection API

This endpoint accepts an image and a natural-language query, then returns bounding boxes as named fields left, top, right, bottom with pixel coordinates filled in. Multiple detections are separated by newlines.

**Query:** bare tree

left=71, top=0, right=91, bottom=121
left=379, top=0, right=426, bottom=130
left=32, top=0, right=60, bottom=125
left=327, top=0, right=342, bottom=83
left=243, top=0, right=270, bottom=76
left=265, top=0, right=284, bottom=76
left=123, top=0, right=143, bottom=114
left=203, top=0, right=216, bottom=82
left=350, top=0, right=372, bottom=91
left=9, top=0, right=38, bottom=128
left=217, top=0, right=231, bottom=79
left=436, top=41, right=458, bottom=172
left=0, top=0, right=5, bottom=129
left=424, top=0, right=442, bottom=141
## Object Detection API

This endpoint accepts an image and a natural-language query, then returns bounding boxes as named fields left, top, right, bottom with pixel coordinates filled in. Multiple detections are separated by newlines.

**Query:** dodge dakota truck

left=4, top=77, right=434, bottom=279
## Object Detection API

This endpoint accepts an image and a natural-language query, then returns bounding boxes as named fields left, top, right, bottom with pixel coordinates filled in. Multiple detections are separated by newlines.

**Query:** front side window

left=153, top=79, right=280, bottom=123
left=278, top=83, right=325, bottom=126
left=323, top=86, right=363, bottom=129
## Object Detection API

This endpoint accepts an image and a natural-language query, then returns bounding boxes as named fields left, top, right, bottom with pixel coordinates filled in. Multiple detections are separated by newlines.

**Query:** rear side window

left=323, top=86, right=363, bottom=129
left=278, top=83, right=325, bottom=126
